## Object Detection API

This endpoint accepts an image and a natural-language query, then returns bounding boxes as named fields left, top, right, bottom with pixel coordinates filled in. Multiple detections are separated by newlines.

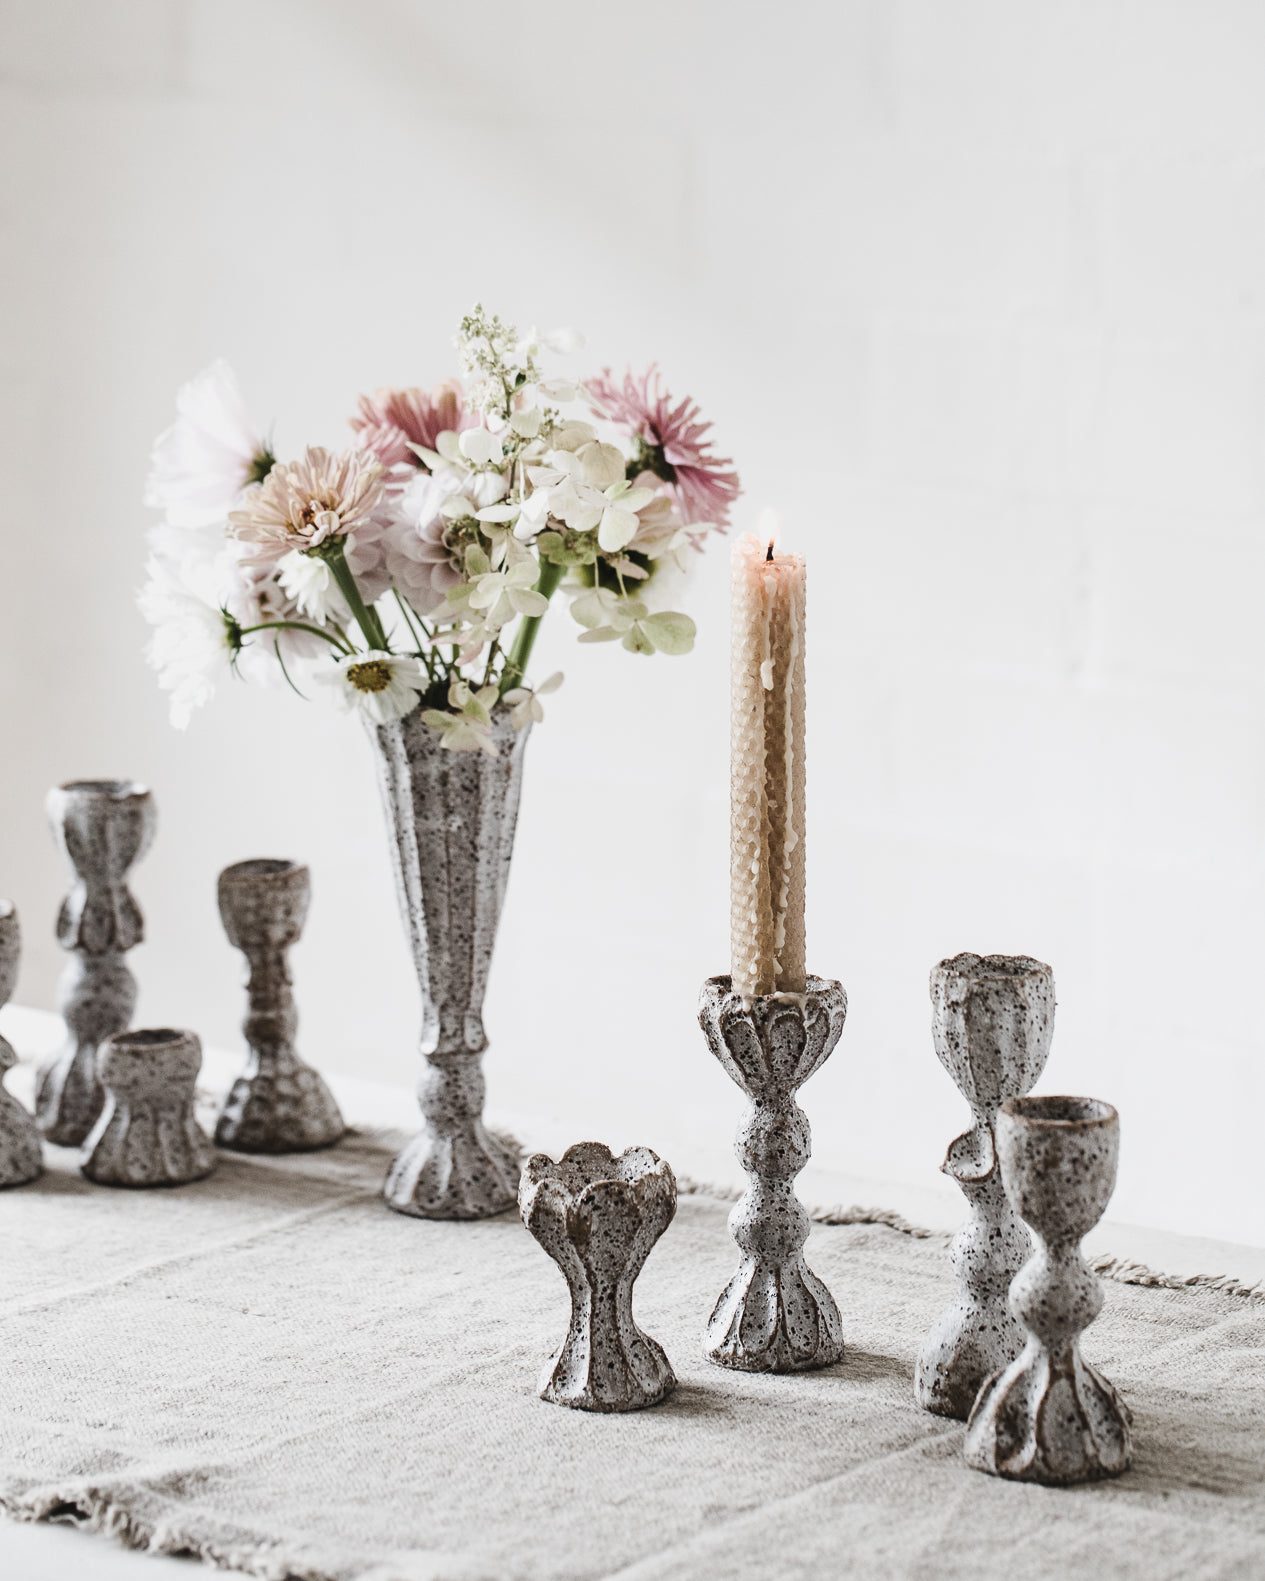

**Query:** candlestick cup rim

left=936, top=952, right=1051, bottom=983
left=220, top=858, right=306, bottom=882
left=58, top=779, right=150, bottom=800
left=1002, top=1095, right=1117, bottom=1130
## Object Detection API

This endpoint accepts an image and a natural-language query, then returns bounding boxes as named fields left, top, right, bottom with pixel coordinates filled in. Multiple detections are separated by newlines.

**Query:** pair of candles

left=729, top=533, right=808, bottom=999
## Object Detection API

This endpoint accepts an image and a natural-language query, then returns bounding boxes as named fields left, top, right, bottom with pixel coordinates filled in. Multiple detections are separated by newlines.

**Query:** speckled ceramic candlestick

left=0, top=903, right=41, bottom=1188
left=215, top=859, right=344, bottom=1153
left=699, top=974, right=846, bottom=1373
left=965, top=1095, right=1132, bottom=1486
left=915, top=953, right=1054, bottom=1419
left=37, top=780, right=155, bottom=1147
left=370, top=708, right=527, bottom=1220
left=81, top=1028, right=215, bottom=1187
left=520, top=1143, right=676, bottom=1412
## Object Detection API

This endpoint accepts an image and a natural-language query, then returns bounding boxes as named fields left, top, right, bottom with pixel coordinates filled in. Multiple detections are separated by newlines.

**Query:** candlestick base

left=699, top=974, right=846, bottom=1374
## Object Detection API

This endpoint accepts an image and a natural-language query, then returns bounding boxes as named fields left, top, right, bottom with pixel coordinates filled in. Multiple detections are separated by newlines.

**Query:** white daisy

left=319, top=650, right=426, bottom=725
left=144, top=360, right=273, bottom=529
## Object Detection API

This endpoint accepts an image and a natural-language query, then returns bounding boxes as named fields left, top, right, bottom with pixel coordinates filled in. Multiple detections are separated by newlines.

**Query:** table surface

left=3, top=1003, right=1262, bottom=1579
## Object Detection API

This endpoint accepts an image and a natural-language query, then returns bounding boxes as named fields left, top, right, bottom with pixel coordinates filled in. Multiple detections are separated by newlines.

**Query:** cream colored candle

left=730, top=532, right=807, bottom=998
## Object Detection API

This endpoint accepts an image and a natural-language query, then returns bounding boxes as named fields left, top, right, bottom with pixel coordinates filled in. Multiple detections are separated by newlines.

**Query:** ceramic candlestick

left=81, top=1028, right=215, bottom=1187
left=0, top=903, right=41, bottom=1188
left=37, top=780, right=155, bottom=1147
left=520, top=1142, right=676, bottom=1412
left=214, top=859, right=344, bottom=1154
left=964, top=1095, right=1132, bottom=1485
left=698, top=974, right=846, bottom=1373
left=915, top=953, right=1054, bottom=1419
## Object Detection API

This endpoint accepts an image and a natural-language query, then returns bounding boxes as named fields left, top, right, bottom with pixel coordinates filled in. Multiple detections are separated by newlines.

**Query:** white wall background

left=2, top=0, right=1264, bottom=1244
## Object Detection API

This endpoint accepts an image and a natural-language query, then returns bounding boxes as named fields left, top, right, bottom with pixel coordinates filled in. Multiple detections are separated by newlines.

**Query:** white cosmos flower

left=145, top=360, right=272, bottom=529
left=318, top=650, right=426, bottom=725
left=276, top=548, right=340, bottom=622
left=138, top=550, right=243, bottom=728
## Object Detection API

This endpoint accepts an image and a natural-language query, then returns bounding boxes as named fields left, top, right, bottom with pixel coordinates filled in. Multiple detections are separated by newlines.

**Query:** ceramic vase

left=369, top=707, right=528, bottom=1219
left=964, top=1095, right=1132, bottom=1485
left=37, top=780, right=155, bottom=1146
left=915, top=953, right=1054, bottom=1419
left=215, top=859, right=344, bottom=1153
left=81, top=1028, right=215, bottom=1187
left=520, top=1142, right=676, bottom=1412
left=0, top=903, right=41, bottom=1187
left=698, top=974, right=847, bottom=1373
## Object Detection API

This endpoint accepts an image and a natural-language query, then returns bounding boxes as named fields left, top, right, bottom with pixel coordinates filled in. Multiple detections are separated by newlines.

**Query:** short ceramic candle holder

left=37, top=780, right=155, bottom=1147
left=215, top=859, right=345, bottom=1154
left=0, top=903, right=41, bottom=1188
left=698, top=974, right=846, bottom=1374
left=519, top=1142, right=676, bottom=1412
left=964, top=1095, right=1132, bottom=1486
left=915, top=953, right=1054, bottom=1419
left=81, top=1029, right=215, bottom=1188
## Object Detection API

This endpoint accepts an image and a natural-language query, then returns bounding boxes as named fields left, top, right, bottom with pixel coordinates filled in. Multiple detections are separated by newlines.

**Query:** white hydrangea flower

left=503, top=671, right=563, bottom=730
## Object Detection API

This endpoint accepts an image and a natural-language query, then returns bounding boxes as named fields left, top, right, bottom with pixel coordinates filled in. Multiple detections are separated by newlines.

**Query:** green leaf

left=465, top=545, right=490, bottom=577
left=622, top=624, right=655, bottom=655
left=641, top=610, right=697, bottom=656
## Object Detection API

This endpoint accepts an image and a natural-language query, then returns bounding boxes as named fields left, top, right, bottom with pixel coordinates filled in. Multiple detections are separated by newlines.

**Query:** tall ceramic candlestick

left=702, top=528, right=843, bottom=1373
left=37, top=780, right=155, bottom=1147
left=730, top=533, right=806, bottom=998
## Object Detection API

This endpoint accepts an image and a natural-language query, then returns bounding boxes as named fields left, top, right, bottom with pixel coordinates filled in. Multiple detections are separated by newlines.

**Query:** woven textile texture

left=2, top=1130, right=1264, bottom=1581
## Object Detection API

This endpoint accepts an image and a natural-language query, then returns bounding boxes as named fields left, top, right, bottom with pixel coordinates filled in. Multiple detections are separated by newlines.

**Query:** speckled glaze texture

left=699, top=974, right=846, bottom=1373
left=37, top=780, right=155, bottom=1147
left=965, top=1095, right=1133, bottom=1485
left=370, top=708, right=528, bottom=1220
left=81, top=1029, right=215, bottom=1188
left=520, top=1143, right=676, bottom=1412
left=915, top=953, right=1054, bottom=1419
left=215, top=859, right=345, bottom=1154
left=0, top=904, right=41, bottom=1187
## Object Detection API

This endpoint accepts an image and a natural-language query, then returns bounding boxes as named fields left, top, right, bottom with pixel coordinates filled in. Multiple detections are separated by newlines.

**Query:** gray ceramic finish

left=520, top=1142, right=676, bottom=1412
left=0, top=904, right=41, bottom=1187
left=370, top=708, right=528, bottom=1220
left=698, top=974, right=846, bottom=1373
left=964, top=1095, right=1133, bottom=1485
left=215, top=859, right=345, bottom=1153
left=37, top=780, right=155, bottom=1146
left=915, top=953, right=1054, bottom=1419
left=81, top=1028, right=215, bottom=1187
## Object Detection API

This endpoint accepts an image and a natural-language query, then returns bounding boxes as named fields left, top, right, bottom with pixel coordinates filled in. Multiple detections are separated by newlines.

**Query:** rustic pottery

left=215, top=859, right=344, bottom=1153
left=520, top=1142, right=676, bottom=1412
left=370, top=708, right=527, bottom=1220
left=37, top=779, right=155, bottom=1146
left=915, top=953, right=1054, bottom=1419
left=0, top=903, right=41, bottom=1187
left=81, top=1028, right=215, bottom=1187
left=964, top=1095, right=1132, bottom=1485
left=698, top=974, right=846, bottom=1373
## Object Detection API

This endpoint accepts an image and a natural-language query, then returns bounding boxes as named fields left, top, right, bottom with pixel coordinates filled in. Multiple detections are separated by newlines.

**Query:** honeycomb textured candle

left=730, top=535, right=807, bottom=997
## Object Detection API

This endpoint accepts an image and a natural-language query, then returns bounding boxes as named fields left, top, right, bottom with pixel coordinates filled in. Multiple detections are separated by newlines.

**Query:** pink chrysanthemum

left=350, top=380, right=473, bottom=471
left=585, top=366, right=740, bottom=529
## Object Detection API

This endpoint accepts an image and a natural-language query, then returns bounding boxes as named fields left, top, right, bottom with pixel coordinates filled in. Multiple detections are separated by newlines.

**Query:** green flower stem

left=501, top=558, right=564, bottom=694
left=240, top=619, right=353, bottom=654
left=325, top=541, right=390, bottom=652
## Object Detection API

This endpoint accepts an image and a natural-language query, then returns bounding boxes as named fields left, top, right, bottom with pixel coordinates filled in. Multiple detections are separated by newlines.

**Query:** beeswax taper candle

left=729, top=532, right=806, bottom=998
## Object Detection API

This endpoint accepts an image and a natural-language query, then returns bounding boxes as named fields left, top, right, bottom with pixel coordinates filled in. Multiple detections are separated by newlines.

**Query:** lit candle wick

left=766, top=541, right=775, bottom=563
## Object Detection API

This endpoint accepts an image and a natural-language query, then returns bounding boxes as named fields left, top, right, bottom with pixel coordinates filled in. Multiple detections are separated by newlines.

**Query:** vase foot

left=705, top=1254, right=844, bottom=1373
left=384, top=1123, right=520, bottom=1219
left=915, top=1302, right=1028, bottom=1420
left=541, top=1336, right=676, bottom=1413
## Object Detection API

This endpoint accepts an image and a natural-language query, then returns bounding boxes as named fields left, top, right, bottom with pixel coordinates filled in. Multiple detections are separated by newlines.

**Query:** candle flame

left=757, top=507, right=782, bottom=564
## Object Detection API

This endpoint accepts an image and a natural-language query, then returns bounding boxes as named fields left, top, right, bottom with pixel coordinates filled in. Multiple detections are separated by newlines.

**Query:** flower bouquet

left=141, top=305, right=739, bottom=1217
